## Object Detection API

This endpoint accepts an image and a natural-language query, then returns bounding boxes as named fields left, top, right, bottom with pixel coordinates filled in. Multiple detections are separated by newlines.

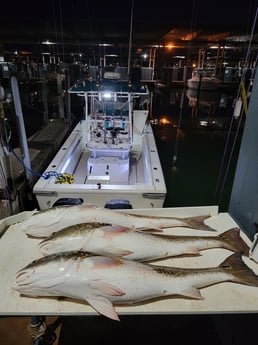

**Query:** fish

left=39, top=224, right=250, bottom=261
left=20, top=204, right=215, bottom=238
left=13, top=251, right=258, bottom=321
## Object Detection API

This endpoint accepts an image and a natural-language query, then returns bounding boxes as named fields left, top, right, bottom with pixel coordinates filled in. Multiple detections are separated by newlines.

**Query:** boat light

left=41, top=40, right=56, bottom=45
left=98, top=92, right=117, bottom=101
left=103, top=92, right=112, bottom=99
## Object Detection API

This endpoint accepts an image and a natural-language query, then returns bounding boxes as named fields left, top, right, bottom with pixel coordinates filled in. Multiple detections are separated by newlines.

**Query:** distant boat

left=187, top=68, right=220, bottom=91
left=186, top=88, right=219, bottom=106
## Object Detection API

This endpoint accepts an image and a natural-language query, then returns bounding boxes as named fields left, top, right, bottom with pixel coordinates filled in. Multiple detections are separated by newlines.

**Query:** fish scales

left=39, top=224, right=249, bottom=260
left=13, top=252, right=258, bottom=321
left=20, top=204, right=215, bottom=238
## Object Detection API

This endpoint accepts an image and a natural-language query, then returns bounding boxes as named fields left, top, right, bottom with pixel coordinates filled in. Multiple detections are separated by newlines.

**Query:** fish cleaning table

left=0, top=206, right=258, bottom=317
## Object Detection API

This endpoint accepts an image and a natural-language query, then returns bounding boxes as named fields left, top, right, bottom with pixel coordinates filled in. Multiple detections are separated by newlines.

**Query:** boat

left=187, top=68, right=220, bottom=91
left=33, top=66, right=167, bottom=209
left=186, top=88, right=219, bottom=107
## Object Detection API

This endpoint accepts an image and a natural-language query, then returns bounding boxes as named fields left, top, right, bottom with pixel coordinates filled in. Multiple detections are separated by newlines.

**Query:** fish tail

left=184, top=215, right=216, bottom=231
left=220, top=252, right=258, bottom=287
left=219, top=228, right=250, bottom=256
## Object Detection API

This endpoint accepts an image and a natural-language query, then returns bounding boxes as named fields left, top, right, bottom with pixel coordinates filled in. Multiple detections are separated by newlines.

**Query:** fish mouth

left=15, top=269, right=35, bottom=286
left=39, top=241, right=56, bottom=255
left=39, top=242, right=50, bottom=250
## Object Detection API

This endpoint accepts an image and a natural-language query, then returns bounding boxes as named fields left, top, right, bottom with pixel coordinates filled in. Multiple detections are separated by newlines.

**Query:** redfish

left=13, top=252, right=258, bottom=321
left=20, top=204, right=215, bottom=238
left=39, top=225, right=249, bottom=261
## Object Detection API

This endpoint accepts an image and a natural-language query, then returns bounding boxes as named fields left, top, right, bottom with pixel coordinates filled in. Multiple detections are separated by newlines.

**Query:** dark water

left=151, top=85, right=244, bottom=212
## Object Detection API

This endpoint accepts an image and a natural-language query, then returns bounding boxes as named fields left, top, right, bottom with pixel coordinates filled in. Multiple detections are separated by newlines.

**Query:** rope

left=5, top=140, right=74, bottom=184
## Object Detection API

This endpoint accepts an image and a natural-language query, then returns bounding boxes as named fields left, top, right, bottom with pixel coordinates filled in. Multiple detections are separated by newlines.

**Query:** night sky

left=0, top=0, right=257, bottom=48
left=1, top=0, right=257, bottom=24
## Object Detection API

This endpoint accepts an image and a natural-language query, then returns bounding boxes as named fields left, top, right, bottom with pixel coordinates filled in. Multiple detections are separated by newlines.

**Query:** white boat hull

left=33, top=122, right=166, bottom=210
left=187, top=76, right=220, bottom=91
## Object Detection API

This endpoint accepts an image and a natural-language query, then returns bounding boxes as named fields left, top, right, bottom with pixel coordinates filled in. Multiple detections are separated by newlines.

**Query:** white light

left=103, top=92, right=112, bottom=99
left=172, top=55, right=186, bottom=59
left=210, top=45, right=231, bottom=50
left=41, top=40, right=56, bottom=45
left=98, top=43, right=113, bottom=47
left=61, top=157, right=72, bottom=173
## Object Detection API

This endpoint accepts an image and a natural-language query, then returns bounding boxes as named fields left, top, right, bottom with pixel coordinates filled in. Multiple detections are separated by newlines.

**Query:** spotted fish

left=20, top=204, right=215, bottom=238
left=13, top=252, right=258, bottom=321
left=39, top=224, right=249, bottom=261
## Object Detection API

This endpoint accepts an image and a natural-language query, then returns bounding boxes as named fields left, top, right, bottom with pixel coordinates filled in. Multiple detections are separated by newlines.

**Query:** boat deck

left=33, top=122, right=166, bottom=209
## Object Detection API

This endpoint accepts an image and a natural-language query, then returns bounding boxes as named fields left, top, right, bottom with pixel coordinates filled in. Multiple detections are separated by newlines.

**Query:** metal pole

left=127, top=0, right=134, bottom=79
left=11, top=76, right=33, bottom=187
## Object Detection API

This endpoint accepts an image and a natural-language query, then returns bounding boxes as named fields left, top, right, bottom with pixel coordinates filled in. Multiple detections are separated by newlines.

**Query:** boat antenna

left=58, top=0, right=65, bottom=63
left=127, top=0, right=134, bottom=79
left=172, top=0, right=199, bottom=169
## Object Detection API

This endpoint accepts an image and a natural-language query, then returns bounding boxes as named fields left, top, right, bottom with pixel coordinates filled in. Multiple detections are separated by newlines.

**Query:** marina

left=1, top=1, right=258, bottom=344
left=0, top=53, right=255, bottom=345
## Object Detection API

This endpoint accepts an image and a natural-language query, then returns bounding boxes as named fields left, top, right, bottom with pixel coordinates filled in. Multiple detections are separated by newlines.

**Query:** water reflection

left=151, top=86, right=239, bottom=131
left=186, top=88, right=236, bottom=130
left=151, top=85, right=244, bottom=212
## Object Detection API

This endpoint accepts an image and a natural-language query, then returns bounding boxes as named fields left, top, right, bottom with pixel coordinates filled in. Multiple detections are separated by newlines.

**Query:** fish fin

left=91, top=256, right=125, bottom=269
left=185, top=247, right=201, bottom=255
left=180, top=287, right=204, bottom=300
left=86, top=296, right=120, bottom=321
left=220, top=252, right=258, bottom=287
left=184, top=215, right=216, bottom=231
left=219, top=228, right=250, bottom=256
left=101, top=225, right=129, bottom=237
left=87, top=278, right=124, bottom=320
left=101, top=247, right=134, bottom=257
left=90, top=279, right=126, bottom=297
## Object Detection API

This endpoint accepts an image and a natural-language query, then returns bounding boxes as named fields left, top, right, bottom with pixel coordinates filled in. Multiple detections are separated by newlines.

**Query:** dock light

left=165, top=44, right=174, bottom=50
